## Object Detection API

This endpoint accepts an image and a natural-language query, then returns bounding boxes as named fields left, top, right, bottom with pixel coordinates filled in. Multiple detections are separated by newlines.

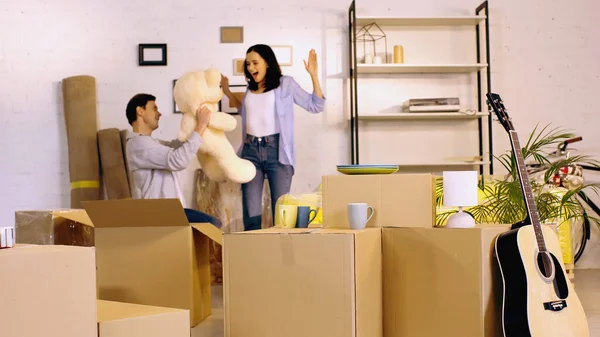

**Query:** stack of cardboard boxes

left=7, top=198, right=221, bottom=336
left=6, top=172, right=561, bottom=336
left=221, top=173, right=533, bottom=337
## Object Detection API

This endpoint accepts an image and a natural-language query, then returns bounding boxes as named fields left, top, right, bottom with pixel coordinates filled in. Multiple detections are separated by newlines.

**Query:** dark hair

left=244, top=44, right=282, bottom=92
left=126, top=93, right=155, bottom=125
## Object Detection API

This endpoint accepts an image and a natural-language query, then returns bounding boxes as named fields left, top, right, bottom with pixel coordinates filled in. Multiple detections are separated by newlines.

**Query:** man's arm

left=128, top=133, right=202, bottom=172
left=158, top=139, right=184, bottom=149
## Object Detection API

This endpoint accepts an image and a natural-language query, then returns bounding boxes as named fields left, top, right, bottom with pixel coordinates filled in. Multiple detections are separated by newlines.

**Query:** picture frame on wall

left=218, top=84, right=247, bottom=114
left=233, top=58, right=245, bottom=76
left=139, top=43, right=167, bottom=66
left=270, top=45, right=293, bottom=66
left=172, top=79, right=181, bottom=113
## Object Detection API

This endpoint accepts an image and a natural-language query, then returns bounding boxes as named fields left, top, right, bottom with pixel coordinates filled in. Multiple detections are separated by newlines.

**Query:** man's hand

left=195, top=106, right=212, bottom=136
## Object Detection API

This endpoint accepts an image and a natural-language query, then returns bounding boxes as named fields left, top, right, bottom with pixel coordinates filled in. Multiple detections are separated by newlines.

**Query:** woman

left=221, top=44, right=325, bottom=231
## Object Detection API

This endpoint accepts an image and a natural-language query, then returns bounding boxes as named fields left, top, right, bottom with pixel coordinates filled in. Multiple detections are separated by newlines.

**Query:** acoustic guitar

left=487, top=93, right=589, bottom=337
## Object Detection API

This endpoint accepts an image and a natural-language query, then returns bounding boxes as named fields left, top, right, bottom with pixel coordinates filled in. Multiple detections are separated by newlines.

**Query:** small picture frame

left=233, top=58, right=245, bottom=76
left=270, top=45, right=293, bottom=66
left=219, top=84, right=247, bottom=114
left=172, top=79, right=181, bottom=113
left=220, top=26, right=244, bottom=43
left=138, top=43, right=167, bottom=66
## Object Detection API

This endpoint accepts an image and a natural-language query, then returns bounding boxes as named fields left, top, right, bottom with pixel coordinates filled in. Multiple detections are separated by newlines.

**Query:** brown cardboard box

left=0, top=244, right=98, bottom=336
left=223, top=227, right=382, bottom=337
left=56, top=198, right=222, bottom=328
left=382, top=224, right=558, bottom=336
left=97, top=300, right=189, bottom=337
left=382, top=225, right=508, bottom=337
left=15, top=209, right=94, bottom=246
left=322, top=174, right=436, bottom=229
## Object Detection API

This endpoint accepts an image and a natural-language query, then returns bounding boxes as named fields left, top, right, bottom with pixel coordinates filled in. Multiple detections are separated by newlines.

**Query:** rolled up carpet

left=98, top=128, right=131, bottom=199
left=62, top=75, right=101, bottom=208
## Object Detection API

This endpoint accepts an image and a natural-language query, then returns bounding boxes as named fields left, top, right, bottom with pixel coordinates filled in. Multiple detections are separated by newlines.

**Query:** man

left=125, top=93, right=221, bottom=227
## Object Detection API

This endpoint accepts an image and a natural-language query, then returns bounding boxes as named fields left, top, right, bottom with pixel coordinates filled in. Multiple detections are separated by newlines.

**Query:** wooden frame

left=270, top=45, right=293, bottom=66
left=138, top=43, right=167, bottom=66
left=233, top=58, right=245, bottom=76
left=220, top=26, right=244, bottom=43
left=218, top=84, right=247, bottom=114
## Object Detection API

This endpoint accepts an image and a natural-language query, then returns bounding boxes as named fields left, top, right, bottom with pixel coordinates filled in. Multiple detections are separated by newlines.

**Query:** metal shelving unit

left=348, top=0, right=493, bottom=175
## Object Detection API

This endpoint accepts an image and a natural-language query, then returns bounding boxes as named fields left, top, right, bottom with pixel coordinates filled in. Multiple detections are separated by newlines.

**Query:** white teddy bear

left=173, top=68, right=256, bottom=184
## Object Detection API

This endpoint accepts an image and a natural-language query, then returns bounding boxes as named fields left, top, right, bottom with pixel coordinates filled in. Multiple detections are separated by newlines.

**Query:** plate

left=336, top=164, right=399, bottom=175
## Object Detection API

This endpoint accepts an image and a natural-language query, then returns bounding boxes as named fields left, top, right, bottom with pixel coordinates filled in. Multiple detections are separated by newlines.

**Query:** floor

left=192, top=269, right=600, bottom=336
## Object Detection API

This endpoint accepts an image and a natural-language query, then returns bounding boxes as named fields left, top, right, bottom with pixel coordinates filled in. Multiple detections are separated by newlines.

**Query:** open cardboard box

left=57, top=198, right=222, bottom=327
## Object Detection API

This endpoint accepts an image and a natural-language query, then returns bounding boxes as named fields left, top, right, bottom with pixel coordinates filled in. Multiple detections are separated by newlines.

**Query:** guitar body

left=495, top=224, right=589, bottom=336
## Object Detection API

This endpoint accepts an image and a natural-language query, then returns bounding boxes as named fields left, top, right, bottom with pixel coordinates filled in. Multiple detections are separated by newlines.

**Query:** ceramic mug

left=296, top=206, right=317, bottom=228
left=277, top=205, right=298, bottom=229
left=347, top=203, right=374, bottom=229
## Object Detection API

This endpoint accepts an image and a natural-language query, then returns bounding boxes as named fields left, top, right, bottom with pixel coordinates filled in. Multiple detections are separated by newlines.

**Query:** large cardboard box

left=56, top=198, right=222, bottom=327
left=382, top=225, right=508, bottom=337
left=322, top=174, right=436, bottom=229
left=97, top=300, right=190, bottom=337
left=223, top=228, right=382, bottom=337
left=380, top=224, right=567, bottom=336
left=0, top=244, right=98, bottom=336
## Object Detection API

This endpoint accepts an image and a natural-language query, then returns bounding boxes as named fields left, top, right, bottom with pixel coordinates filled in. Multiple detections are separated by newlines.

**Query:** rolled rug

left=98, top=128, right=131, bottom=199
left=62, top=75, right=101, bottom=208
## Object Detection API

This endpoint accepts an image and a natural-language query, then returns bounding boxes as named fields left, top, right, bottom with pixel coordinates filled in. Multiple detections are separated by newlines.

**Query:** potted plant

left=435, top=124, right=600, bottom=264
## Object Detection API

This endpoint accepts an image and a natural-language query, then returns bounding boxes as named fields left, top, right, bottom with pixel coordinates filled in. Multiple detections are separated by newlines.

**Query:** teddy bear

left=173, top=68, right=256, bottom=184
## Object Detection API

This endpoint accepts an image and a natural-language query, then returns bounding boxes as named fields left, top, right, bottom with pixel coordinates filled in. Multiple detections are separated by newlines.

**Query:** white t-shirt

left=246, top=90, right=279, bottom=137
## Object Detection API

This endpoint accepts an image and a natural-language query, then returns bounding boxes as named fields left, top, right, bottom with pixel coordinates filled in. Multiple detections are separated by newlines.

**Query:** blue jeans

left=184, top=208, right=222, bottom=229
left=241, top=134, right=294, bottom=231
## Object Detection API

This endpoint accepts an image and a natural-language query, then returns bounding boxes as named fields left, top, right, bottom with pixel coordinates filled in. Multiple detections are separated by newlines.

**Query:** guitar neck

left=508, top=130, right=548, bottom=252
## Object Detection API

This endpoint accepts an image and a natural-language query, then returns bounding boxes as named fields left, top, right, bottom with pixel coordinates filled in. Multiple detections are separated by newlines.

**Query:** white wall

left=1, top=0, right=599, bottom=265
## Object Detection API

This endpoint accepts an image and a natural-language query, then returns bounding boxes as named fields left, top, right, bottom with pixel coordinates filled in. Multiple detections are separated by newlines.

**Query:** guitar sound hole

left=537, top=252, right=554, bottom=279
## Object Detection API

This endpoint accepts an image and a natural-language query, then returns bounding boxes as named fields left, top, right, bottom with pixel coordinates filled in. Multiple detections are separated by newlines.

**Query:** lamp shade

left=443, top=171, right=478, bottom=207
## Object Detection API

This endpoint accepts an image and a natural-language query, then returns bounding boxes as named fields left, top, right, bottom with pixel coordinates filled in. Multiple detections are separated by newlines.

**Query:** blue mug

left=296, top=206, right=317, bottom=228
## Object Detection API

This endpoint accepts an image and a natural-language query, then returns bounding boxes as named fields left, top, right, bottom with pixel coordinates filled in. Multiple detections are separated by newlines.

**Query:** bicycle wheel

left=573, top=208, right=589, bottom=263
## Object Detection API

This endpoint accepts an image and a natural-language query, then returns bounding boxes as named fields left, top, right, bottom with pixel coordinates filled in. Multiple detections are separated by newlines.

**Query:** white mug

left=347, top=203, right=374, bottom=229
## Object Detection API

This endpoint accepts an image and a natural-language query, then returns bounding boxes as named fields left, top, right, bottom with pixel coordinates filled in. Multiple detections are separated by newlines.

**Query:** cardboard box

left=379, top=224, right=568, bottom=336
left=0, top=244, right=98, bottom=336
left=223, top=227, right=382, bottom=337
left=56, top=198, right=222, bottom=328
left=382, top=225, right=508, bottom=337
left=322, top=174, right=436, bottom=229
left=97, top=300, right=189, bottom=337
left=15, top=209, right=94, bottom=246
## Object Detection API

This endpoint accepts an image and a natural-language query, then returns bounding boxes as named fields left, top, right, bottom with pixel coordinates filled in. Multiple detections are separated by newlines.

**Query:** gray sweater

left=125, top=131, right=203, bottom=205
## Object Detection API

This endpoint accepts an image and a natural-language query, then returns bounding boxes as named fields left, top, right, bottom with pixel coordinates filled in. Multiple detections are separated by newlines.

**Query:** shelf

left=399, top=161, right=491, bottom=167
left=356, top=16, right=486, bottom=26
left=358, top=112, right=489, bottom=120
left=357, top=63, right=487, bottom=74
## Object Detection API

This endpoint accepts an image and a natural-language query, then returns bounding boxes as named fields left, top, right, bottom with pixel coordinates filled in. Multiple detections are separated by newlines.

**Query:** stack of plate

left=336, top=164, right=399, bottom=175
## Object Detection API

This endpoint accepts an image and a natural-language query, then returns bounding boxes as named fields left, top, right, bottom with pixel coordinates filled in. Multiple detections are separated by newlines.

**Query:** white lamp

left=443, top=171, right=478, bottom=228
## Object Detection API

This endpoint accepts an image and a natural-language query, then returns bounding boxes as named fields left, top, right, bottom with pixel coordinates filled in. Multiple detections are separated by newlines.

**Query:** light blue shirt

left=237, top=75, right=326, bottom=168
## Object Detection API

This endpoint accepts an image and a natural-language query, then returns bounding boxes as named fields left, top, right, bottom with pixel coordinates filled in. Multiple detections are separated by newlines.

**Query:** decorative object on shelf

left=406, top=97, right=461, bottom=112
left=356, top=22, right=388, bottom=63
left=270, top=45, right=292, bottom=66
left=393, top=45, right=404, bottom=63
left=218, top=84, right=246, bottom=114
left=442, top=170, right=478, bottom=228
left=336, top=164, right=399, bottom=175
left=138, top=43, right=167, bottom=66
left=233, top=59, right=245, bottom=76
left=220, top=26, right=244, bottom=43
